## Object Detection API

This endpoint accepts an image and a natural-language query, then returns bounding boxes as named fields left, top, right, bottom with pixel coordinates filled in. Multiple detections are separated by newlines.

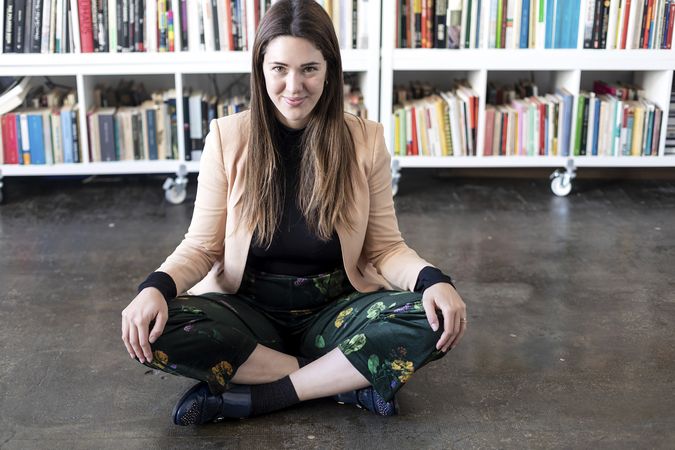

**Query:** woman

left=121, top=0, right=467, bottom=425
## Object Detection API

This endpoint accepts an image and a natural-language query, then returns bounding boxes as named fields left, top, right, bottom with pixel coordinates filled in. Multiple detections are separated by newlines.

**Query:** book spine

left=78, top=0, right=94, bottom=52
left=13, top=0, right=26, bottom=52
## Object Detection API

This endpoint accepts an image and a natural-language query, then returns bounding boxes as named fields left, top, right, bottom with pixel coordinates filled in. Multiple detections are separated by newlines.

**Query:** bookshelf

left=381, top=1, right=675, bottom=196
left=0, top=0, right=382, bottom=203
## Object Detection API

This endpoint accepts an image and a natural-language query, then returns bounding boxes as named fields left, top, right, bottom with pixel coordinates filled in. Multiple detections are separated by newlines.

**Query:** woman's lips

left=284, top=97, right=306, bottom=107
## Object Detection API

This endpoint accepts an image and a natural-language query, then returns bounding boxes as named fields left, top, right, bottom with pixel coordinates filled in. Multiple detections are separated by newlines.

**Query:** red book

left=421, top=0, right=428, bottom=48
left=2, top=114, right=19, bottom=164
left=539, top=100, right=546, bottom=155
left=501, top=110, right=508, bottom=156
left=78, top=0, right=95, bottom=53
left=484, top=107, right=495, bottom=156
left=620, top=0, right=632, bottom=48
left=410, top=106, right=419, bottom=155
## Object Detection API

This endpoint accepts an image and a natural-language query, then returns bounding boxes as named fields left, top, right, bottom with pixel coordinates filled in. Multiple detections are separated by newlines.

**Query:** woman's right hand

left=121, top=287, right=168, bottom=364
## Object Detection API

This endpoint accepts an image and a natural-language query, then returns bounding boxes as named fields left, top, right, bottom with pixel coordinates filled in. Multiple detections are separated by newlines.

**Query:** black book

left=116, top=0, right=124, bottom=51
left=584, top=0, right=597, bottom=48
left=22, top=0, right=32, bottom=52
left=579, top=95, right=589, bottom=155
left=4, top=0, right=15, bottom=53
left=121, top=0, right=129, bottom=50
left=12, top=0, right=26, bottom=52
left=592, top=0, right=603, bottom=48
left=135, top=0, right=143, bottom=51
left=434, top=0, right=447, bottom=49
left=599, top=0, right=610, bottom=49
left=182, top=95, right=191, bottom=160
left=351, top=0, right=357, bottom=48
left=100, top=0, right=109, bottom=52
left=211, top=0, right=219, bottom=50
left=399, top=0, right=407, bottom=48
left=91, top=0, right=99, bottom=51
left=30, top=0, right=42, bottom=52
left=639, top=0, right=650, bottom=48
left=180, top=0, right=188, bottom=50
left=128, top=0, right=134, bottom=51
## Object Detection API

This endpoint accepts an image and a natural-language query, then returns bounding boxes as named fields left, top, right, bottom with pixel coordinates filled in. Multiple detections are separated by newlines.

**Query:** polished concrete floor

left=0, top=171, right=673, bottom=449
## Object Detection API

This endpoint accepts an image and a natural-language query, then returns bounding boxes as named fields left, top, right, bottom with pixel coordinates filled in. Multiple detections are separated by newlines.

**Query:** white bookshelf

left=0, top=0, right=382, bottom=202
left=380, top=1, right=675, bottom=195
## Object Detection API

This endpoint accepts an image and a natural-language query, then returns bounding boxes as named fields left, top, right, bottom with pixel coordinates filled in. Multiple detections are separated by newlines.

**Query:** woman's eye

left=272, top=66, right=285, bottom=73
left=304, top=67, right=317, bottom=73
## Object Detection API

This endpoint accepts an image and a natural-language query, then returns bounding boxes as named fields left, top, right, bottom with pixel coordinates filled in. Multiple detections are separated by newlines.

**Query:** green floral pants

left=144, top=267, right=446, bottom=402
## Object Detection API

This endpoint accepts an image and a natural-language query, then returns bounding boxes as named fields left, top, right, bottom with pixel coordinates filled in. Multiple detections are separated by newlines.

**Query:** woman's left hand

left=422, top=283, right=467, bottom=352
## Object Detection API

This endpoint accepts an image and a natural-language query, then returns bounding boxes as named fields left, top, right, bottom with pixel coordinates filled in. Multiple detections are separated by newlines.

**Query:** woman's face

left=262, top=36, right=327, bottom=129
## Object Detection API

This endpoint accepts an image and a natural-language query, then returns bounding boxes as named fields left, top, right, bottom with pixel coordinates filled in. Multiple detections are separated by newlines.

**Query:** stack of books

left=391, top=80, right=479, bottom=156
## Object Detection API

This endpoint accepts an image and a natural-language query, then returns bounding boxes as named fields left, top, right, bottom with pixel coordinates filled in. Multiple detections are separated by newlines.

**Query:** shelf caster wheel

left=391, top=158, right=401, bottom=197
left=549, top=159, right=576, bottom=197
left=550, top=172, right=572, bottom=197
left=163, top=164, right=189, bottom=205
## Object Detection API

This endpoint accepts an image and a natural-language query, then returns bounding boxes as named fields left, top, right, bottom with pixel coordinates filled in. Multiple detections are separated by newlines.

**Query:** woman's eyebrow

left=267, top=61, right=322, bottom=67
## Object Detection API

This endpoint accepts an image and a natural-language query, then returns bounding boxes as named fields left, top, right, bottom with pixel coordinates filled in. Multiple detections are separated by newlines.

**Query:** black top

left=139, top=121, right=454, bottom=301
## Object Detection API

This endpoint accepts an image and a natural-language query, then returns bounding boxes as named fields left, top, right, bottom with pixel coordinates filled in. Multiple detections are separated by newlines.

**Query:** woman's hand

left=121, top=287, right=168, bottom=363
left=422, top=283, right=467, bottom=352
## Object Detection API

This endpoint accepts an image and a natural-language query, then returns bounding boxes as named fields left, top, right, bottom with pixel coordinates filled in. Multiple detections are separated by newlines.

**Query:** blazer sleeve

left=156, top=119, right=228, bottom=295
left=362, top=122, right=433, bottom=291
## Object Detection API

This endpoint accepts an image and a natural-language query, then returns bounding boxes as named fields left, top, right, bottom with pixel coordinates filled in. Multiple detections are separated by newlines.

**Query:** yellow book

left=432, top=96, right=450, bottom=156
left=631, top=103, right=644, bottom=156
left=417, top=101, right=429, bottom=156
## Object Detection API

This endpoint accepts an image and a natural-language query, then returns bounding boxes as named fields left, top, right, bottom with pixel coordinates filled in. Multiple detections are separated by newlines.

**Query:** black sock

left=297, top=356, right=313, bottom=368
left=250, top=375, right=300, bottom=416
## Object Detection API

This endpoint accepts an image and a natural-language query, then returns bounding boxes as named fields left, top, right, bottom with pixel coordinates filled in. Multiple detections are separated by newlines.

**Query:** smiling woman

left=122, top=0, right=466, bottom=427
left=263, top=36, right=327, bottom=130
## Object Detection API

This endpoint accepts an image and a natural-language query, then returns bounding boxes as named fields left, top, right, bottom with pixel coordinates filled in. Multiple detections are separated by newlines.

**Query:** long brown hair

left=243, top=0, right=357, bottom=248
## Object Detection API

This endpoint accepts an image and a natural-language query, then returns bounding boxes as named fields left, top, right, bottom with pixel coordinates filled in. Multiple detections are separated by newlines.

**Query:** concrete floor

left=0, top=171, right=674, bottom=449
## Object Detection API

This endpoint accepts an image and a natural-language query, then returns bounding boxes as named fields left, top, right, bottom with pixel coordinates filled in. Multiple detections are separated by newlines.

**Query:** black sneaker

left=334, top=386, right=398, bottom=416
left=172, top=382, right=252, bottom=426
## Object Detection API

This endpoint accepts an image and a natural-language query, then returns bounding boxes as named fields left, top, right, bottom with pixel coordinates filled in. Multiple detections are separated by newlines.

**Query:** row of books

left=396, top=0, right=483, bottom=49
left=396, top=0, right=582, bottom=49
left=0, top=0, right=370, bottom=54
left=584, top=0, right=675, bottom=49
left=488, top=0, right=582, bottom=48
left=1, top=105, right=81, bottom=165
left=572, top=91, right=662, bottom=156
left=391, top=81, right=479, bottom=156
left=484, top=88, right=575, bottom=156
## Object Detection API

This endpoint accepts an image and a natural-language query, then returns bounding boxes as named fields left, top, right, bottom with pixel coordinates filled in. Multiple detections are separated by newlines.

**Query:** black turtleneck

left=138, top=121, right=454, bottom=301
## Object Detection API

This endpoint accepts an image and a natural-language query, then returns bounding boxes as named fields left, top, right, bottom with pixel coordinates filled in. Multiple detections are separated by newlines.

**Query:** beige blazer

left=158, top=111, right=434, bottom=296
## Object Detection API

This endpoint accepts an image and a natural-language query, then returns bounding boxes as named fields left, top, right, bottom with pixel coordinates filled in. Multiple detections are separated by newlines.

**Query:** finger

left=423, top=299, right=440, bottom=332
left=128, top=324, right=144, bottom=363
left=443, top=311, right=461, bottom=352
left=450, top=320, right=467, bottom=350
left=121, top=318, right=135, bottom=359
left=438, top=308, right=455, bottom=351
left=149, top=310, right=167, bottom=344
left=137, top=320, right=154, bottom=363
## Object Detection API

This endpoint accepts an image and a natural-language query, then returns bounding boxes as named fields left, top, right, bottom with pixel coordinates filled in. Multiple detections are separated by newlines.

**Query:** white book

left=488, top=0, right=498, bottom=47
left=187, top=0, right=201, bottom=51
left=535, top=0, right=545, bottom=49
left=108, top=0, right=117, bottom=52
left=613, top=98, right=623, bottom=155
left=511, top=0, right=522, bottom=49
left=504, top=0, right=515, bottom=48
left=172, top=0, right=182, bottom=51
left=217, top=0, right=230, bottom=50
left=68, top=0, right=80, bottom=53
left=343, top=0, right=354, bottom=49
left=356, top=0, right=368, bottom=49
left=584, top=0, right=596, bottom=46
left=54, top=0, right=63, bottom=52
left=631, top=0, right=645, bottom=48
left=40, top=0, right=52, bottom=53
left=48, top=0, right=57, bottom=52
left=189, top=91, right=203, bottom=140
left=202, top=0, right=215, bottom=51
left=146, top=0, right=157, bottom=52
left=246, top=0, right=256, bottom=51
left=469, top=0, right=478, bottom=48
left=654, top=0, right=666, bottom=49
left=460, top=0, right=469, bottom=49
left=606, top=0, right=620, bottom=49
